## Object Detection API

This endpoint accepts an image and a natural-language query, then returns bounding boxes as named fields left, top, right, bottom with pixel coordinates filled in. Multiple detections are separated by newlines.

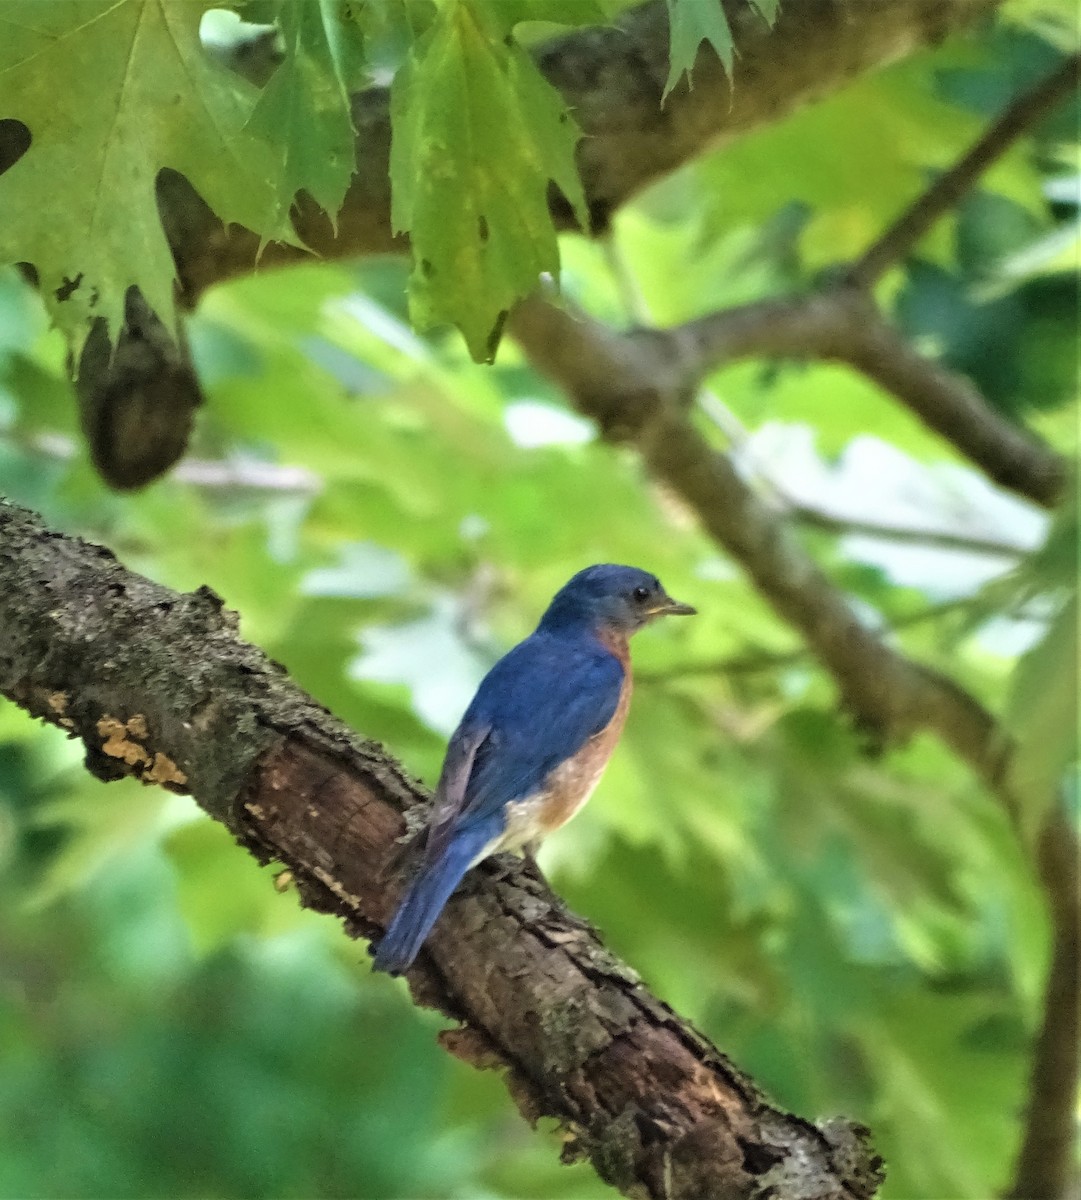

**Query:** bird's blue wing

left=423, top=631, right=624, bottom=864
left=421, top=718, right=491, bottom=868
left=375, top=631, right=623, bottom=975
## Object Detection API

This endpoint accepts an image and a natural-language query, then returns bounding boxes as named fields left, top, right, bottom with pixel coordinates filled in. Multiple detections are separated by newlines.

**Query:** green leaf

left=389, top=0, right=586, bottom=361
left=344, top=0, right=438, bottom=75
left=247, top=0, right=366, bottom=220
left=694, top=53, right=1041, bottom=271
left=164, top=817, right=304, bottom=955
left=1001, top=0, right=1081, bottom=50
left=749, top=0, right=780, bottom=23
left=663, top=0, right=734, bottom=100
left=1019, top=500, right=1080, bottom=596
left=489, top=0, right=612, bottom=28
left=1005, top=591, right=1079, bottom=831
left=26, top=776, right=168, bottom=909
left=857, top=976, right=1030, bottom=1200
left=967, top=499, right=1079, bottom=635
left=0, top=1, right=295, bottom=351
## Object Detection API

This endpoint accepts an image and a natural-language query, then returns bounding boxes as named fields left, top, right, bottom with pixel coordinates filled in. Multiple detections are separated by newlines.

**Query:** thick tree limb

left=0, top=497, right=884, bottom=1200
left=508, top=292, right=1080, bottom=1200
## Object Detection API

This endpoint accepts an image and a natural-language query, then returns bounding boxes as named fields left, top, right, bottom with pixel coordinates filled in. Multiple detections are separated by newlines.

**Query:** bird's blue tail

left=371, top=824, right=494, bottom=976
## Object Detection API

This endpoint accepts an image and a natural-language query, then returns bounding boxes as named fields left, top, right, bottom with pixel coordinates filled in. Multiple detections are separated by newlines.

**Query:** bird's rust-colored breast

left=535, top=634, right=632, bottom=835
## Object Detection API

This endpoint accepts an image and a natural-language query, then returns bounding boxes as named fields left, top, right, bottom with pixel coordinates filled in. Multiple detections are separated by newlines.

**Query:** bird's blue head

left=538, top=564, right=696, bottom=638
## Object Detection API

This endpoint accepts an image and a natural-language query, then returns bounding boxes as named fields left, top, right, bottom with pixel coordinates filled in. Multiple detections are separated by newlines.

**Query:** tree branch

left=508, top=293, right=1079, bottom=1200
left=0, top=497, right=885, bottom=1200
left=564, top=51, right=1078, bottom=514
left=849, top=53, right=1081, bottom=287
left=784, top=504, right=1033, bottom=557
left=1006, top=806, right=1081, bottom=1200
left=677, top=290, right=1067, bottom=507
left=694, top=388, right=1043, bottom=556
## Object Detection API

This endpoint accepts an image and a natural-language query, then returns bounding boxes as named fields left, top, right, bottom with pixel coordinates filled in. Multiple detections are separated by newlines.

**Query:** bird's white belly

left=469, top=763, right=607, bottom=868
left=468, top=795, right=548, bottom=867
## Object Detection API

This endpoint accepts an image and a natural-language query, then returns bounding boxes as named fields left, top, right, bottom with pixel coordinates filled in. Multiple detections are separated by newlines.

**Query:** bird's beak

left=649, top=594, right=697, bottom=617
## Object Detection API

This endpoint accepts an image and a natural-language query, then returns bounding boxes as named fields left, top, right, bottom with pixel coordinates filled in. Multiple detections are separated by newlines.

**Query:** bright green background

left=0, top=6, right=1078, bottom=1199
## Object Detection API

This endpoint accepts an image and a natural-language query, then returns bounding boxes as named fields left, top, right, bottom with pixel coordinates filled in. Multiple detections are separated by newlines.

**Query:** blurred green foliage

left=0, top=7, right=1078, bottom=1200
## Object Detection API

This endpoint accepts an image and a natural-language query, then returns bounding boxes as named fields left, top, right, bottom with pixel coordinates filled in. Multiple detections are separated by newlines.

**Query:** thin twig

left=693, top=391, right=1039, bottom=556
left=639, top=596, right=976, bottom=683
left=601, top=233, right=653, bottom=325
left=641, top=645, right=804, bottom=683
left=787, top=504, right=1034, bottom=556
left=1, top=429, right=322, bottom=494
left=849, top=53, right=1081, bottom=287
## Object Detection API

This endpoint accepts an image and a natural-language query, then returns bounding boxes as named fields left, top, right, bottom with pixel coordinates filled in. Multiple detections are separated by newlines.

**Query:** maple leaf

left=246, top=0, right=366, bottom=222
left=0, top=0, right=295, bottom=352
left=389, top=0, right=587, bottom=363
left=663, top=0, right=734, bottom=99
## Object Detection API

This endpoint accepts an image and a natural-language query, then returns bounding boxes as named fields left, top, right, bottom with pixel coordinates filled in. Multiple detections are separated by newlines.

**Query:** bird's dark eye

left=633, top=585, right=650, bottom=603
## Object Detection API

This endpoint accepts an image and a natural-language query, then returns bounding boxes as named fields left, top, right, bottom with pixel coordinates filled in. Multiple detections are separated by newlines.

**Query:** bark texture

left=0, top=497, right=885, bottom=1200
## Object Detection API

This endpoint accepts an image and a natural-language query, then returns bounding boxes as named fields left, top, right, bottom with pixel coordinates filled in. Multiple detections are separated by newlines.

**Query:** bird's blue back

left=449, top=627, right=624, bottom=828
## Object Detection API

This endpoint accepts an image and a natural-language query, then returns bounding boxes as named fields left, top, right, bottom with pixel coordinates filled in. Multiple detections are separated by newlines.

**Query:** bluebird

left=371, top=564, right=696, bottom=975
